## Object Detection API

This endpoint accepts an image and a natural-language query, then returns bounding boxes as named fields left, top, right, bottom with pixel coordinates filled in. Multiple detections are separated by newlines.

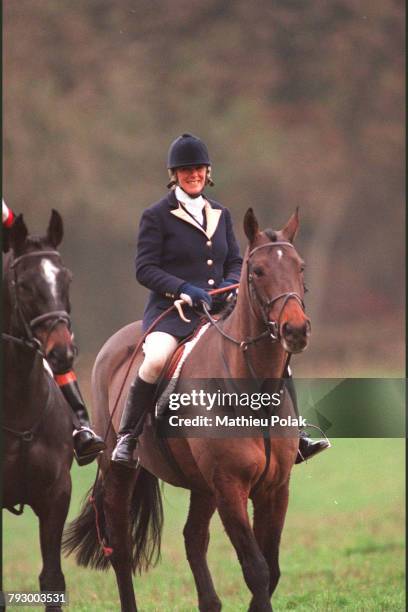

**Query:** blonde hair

left=167, top=166, right=214, bottom=189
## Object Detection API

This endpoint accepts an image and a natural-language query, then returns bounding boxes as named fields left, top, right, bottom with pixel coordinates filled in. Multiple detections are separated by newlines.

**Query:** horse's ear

left=46, top=209, right=63, bottom=248
left=281, top=208, right=300, bottom=243
left=9, top=214, right=28, bottom=255
left=244, top=208, right=260, bottom=244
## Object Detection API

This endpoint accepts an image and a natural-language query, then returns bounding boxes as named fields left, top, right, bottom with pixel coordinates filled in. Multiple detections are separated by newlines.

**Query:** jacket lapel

left=204, top=202, right=222, bottom=239
left=170, top=205, right=206, bottom=235
left=168, top=192, right=222, bottom=239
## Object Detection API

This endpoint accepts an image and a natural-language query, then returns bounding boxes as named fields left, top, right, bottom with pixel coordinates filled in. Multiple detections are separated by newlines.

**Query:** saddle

left=155, top=322, right=210, bottom=419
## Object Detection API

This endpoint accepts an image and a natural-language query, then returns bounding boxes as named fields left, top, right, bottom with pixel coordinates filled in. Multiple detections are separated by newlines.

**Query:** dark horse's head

left=3, top=210, right=76, bottom=372
left=243, top=208, right=311, bottom=354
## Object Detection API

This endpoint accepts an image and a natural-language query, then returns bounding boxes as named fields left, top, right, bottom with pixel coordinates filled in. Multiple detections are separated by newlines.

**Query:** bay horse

left=3, top=211, right=75, bottom=610
left=64, top=208, right=310, bottom=611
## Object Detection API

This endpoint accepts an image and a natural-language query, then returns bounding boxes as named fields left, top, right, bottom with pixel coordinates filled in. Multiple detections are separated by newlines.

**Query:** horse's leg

left=215, top=479, right=272, bottom=612
left=253, top=483, right=289, bottom=602
left=103, top=465, right=139, bottom=612
left=34, top=474, right=71, bottom=612
left=183, top=491, right=221, bottom=612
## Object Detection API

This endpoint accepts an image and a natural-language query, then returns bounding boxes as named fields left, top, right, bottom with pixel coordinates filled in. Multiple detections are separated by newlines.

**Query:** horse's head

left=243, top=208, right=311, bottom=354
left=4, top=210, right=76, bottom=371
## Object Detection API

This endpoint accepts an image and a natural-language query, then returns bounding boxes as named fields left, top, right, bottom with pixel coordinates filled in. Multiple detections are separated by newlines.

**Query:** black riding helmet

left=166, top=133, right=214, bottom=189
left=167, top=133, right=211, bottom=169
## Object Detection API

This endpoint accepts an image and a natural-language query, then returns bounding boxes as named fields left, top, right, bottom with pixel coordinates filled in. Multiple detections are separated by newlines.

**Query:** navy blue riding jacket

left=135, top=190, right=242, bottom=337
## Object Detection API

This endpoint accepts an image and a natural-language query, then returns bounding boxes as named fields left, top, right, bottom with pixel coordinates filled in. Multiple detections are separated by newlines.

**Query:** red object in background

left=2, top=199, right=15, bottom=228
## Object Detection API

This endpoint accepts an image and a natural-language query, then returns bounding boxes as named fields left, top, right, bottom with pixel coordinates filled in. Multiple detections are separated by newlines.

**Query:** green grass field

left=3, top=439, right=405, bottom=611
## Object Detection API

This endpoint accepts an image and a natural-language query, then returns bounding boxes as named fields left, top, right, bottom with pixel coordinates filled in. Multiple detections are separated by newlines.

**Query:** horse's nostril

left=283, top=321, right=310, bottom=339
left=283, top=322, right=293, bottom=336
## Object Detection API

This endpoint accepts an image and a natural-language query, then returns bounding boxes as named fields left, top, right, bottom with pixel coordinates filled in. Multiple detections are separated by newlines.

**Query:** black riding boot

left=285, top=375, right=330, bottom=464
left=111, top=376, right=157, bottom=469
left=58, top=377, right=106, bottom=466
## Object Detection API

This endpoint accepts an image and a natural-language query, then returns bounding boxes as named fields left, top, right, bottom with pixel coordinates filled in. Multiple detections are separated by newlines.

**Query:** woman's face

left=176, top=165, right=207, bottom=196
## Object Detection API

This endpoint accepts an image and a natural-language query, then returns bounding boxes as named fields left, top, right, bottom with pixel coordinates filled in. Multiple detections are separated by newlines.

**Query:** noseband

left=4, top=250, right=72, bottom=353
left=247, top=241, right=305, bottom=341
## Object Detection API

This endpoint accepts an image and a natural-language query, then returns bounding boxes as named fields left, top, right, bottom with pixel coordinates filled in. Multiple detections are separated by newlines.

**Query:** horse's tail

left=62, top=475, right=110, bottom=571
left=130, top=467, right=164, bottom=573
left=62, top=467, right=163, bottom=573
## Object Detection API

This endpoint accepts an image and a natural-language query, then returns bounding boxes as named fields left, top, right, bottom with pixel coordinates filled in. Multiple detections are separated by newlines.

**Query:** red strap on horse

left=54, top=371, right=77, bottom=386
left=89, top=495, right=113, bottom=557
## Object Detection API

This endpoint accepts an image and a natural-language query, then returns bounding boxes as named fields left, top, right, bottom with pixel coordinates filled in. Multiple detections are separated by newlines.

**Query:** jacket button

left=207, top=259, right=213, bottom=266
left=206, top=240, right=212, bottom=247
left=208, top=279, right=215, bottom=286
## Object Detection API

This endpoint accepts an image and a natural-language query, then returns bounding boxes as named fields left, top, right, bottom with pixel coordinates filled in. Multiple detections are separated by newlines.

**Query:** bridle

left=3, top=250, right=72, bottom=355
left=247, top=241, right=305, bottom=341
left=202, top=240, right=307, bottom=377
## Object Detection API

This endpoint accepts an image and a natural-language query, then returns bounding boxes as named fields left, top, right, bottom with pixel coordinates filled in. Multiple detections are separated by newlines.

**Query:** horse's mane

left=29, top=235, right=46, bottom=247
left=264, top=228, right=277, bottom=242
left=217, top=297, right=237, bottom=321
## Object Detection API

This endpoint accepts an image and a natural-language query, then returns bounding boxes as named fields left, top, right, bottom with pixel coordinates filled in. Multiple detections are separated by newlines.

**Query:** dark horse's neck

left=221, top=259, right=288, bottom=381
left=3, top=340, right=49, bottom=429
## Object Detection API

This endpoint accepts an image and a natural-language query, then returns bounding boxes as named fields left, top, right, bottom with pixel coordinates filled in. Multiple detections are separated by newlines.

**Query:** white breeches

left=138, top=332, right=178, bottom=384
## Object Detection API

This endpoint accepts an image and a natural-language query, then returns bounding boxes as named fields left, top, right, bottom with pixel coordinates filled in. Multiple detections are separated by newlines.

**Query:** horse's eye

left=300, top=265, right=305, bottom=273
left=253, top=266, right=264, bottom=278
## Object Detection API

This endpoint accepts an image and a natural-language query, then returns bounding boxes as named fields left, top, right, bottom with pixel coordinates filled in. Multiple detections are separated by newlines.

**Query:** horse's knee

left=242, top=554, right=269, bottom=589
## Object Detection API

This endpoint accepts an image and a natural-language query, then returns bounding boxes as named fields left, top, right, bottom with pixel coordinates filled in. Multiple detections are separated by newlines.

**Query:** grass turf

left=3, top=439, right=405, bottom=611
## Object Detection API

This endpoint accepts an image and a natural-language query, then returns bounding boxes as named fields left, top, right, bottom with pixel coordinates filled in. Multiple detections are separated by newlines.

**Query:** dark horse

left=64, top=209, right=311, bottom=611
left=3, top=211, right=75, bottom=610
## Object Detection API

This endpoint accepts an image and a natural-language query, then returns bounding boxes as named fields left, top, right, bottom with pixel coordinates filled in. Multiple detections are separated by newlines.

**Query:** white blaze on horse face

left=276, top=249, right=283, bottom=260
left=41, top=258, right=60, bottom=300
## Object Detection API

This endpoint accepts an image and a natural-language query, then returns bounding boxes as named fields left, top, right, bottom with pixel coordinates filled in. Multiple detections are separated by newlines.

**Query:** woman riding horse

left=111, top=133, right=329, bottom=467
left=2, top=198, right=105, bottom=465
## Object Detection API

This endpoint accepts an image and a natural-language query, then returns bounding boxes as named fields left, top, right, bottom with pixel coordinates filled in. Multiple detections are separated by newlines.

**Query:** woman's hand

left=179, top=283, right=212, bottom=309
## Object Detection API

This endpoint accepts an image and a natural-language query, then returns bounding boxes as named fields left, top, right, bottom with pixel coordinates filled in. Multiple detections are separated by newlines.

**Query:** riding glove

left=179, top=283, right=212, bottom=309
